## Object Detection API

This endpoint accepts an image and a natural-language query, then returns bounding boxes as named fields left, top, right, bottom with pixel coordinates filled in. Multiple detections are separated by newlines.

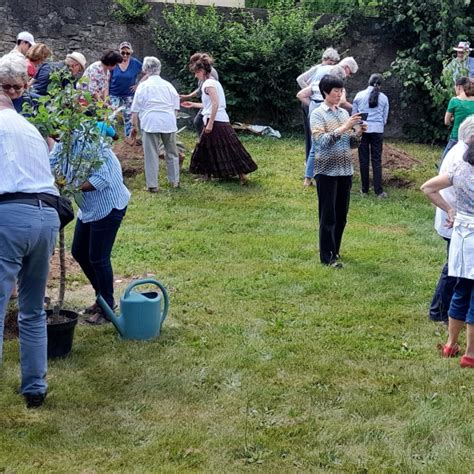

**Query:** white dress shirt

left=0, top=108, right=58, bottom=195
left=131, top=75, right=179, bottom=133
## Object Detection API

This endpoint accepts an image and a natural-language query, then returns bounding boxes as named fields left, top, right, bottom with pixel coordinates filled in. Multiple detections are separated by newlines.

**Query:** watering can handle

left=123, top=279, right=169, bottom=326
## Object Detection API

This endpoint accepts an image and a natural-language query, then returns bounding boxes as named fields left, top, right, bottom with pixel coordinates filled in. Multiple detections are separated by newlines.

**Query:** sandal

left=85, top=313, right=111, bottom=325
left=83, top=302, right=100, bottom=315
left=438, top=343, right=460, bottom=358
left=460, top=355, right=474, bottom=368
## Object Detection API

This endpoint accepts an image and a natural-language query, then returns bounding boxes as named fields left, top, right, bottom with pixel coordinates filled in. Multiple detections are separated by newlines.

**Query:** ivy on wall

left=153, top=0, right=347, bottom=127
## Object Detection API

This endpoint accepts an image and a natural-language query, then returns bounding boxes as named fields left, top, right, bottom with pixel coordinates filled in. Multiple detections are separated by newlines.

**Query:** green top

left=447, top=97, right=474, bottom=139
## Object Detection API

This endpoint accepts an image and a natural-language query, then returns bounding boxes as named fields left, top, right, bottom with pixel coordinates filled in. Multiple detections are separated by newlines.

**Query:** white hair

left=322, top=48, right=340, bottom=63
left=0, top=53, right=28, bottom=83
left=459, top=115, right=474, bottom=143
left=142, top=56, right=161, bottom=76
left=338, top=56, right=358, bottom=74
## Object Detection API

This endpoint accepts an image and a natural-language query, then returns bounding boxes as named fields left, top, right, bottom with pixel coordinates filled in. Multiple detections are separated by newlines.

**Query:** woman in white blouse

left=181, top=53, right=257, bottom=185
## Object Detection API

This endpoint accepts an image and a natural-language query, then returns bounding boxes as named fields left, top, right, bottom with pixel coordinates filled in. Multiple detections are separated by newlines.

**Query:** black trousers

left=302, top=103, right=311, bottom=160
left=315, top=174, right=352, bottom=264
left=194, top=111, right=204, bottom=137
left=358, top=132, right=384, bottom=195
left=429, top=238, right=457, bottom=322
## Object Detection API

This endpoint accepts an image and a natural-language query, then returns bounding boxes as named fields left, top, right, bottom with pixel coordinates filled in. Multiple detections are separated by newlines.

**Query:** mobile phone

left=359, top=113, right=369, bottom=121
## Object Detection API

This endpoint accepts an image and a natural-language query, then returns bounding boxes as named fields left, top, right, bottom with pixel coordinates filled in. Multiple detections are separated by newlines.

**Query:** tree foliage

left=375, top=0, right=474, bottom=142
left=153, top=0, right=347, bottom=126
left=111, top=0, right=151, bottom=24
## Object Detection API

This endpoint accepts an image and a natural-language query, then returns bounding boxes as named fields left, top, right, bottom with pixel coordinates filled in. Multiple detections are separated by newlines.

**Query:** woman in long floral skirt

left=181, top=53, right=257, bottom=184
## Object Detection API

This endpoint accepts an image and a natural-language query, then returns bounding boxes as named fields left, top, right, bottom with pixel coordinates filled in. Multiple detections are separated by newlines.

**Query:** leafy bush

left=375, top=0, right=474, bottom=143
left=111, top=0, right=151, bottom=24
left=153, top=0, right=347, bottom=127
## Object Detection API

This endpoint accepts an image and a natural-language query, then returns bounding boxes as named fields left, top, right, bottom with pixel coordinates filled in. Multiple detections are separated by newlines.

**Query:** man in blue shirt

left=32, top=52, right=86, bottom=96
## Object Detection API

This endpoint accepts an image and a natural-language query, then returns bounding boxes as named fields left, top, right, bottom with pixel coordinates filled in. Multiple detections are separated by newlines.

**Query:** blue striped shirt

left=352, top=86, right=389, bottom=134
left=50, top=136, right=130, bottom=223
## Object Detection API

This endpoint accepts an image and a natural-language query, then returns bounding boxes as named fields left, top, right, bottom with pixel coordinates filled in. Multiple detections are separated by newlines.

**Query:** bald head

left=0, top=92, right=14, bottom=110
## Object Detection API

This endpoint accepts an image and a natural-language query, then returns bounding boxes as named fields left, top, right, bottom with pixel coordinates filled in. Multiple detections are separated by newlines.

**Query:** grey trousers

left=142, top=131, right=180, bottom=188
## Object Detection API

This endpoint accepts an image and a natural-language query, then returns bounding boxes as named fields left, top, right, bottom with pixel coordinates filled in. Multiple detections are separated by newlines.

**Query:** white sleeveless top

left=201, top=78, right=229, bottom=123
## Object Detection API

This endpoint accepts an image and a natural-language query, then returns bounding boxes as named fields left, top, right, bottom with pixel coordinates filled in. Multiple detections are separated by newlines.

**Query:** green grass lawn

left=2, top=134, right=474, bottom=472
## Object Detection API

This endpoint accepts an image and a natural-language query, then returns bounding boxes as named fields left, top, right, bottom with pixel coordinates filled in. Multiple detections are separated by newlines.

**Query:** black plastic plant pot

left=46, top=309, right=79, bottom=359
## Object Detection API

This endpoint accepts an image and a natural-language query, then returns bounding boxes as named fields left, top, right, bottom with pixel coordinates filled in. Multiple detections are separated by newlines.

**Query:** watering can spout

left=96, top=294, right=124, bottom=336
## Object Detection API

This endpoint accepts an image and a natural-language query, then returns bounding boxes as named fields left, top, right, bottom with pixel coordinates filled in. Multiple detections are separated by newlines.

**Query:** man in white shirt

left=131, top=56, right=180, bottom=192
left=11, top=31, right=35, bottom=57
left=0, top=90, right=60, bottom=408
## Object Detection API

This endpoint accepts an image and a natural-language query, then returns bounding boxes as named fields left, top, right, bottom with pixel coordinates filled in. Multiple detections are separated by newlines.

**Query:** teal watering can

left=97, top=279, right=169, bottom=340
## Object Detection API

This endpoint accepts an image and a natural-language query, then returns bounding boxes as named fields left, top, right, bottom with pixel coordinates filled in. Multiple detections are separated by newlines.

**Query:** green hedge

left=153, top=0, right=346, bottom=128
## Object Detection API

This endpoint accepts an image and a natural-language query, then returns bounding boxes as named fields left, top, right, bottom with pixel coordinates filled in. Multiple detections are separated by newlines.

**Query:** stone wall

left=0, top=0, right=406, bottom=137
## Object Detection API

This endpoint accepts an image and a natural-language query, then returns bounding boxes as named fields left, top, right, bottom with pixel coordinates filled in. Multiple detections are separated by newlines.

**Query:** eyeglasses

left=121, top=52, right=131, bottom=56
left=1, top=84, right=24, bottom=91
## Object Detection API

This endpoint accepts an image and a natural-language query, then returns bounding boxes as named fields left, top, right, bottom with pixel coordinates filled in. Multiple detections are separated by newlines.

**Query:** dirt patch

left=352, top=143, right=421, bottom=188
left=113, top=141, right=187, bottom=178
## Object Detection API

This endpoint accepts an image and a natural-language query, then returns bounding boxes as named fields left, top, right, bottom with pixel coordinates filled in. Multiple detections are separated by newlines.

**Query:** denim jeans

left=110, top=96, right=134, bottom=138
left=449, top=278, right=474, bottom=324
left=71, top=207, right=126, bottom=309
left=439, top=138, right=458, bottom=168
left=0, top=202, right=59, bottom=395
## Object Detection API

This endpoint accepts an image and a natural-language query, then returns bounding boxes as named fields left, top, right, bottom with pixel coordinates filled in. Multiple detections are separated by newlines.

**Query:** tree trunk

left=52, top=228, right=66, bottom=322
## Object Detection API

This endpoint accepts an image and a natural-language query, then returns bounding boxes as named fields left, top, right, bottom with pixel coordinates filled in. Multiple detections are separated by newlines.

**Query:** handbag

left=39, top=194, right=75, bottom=229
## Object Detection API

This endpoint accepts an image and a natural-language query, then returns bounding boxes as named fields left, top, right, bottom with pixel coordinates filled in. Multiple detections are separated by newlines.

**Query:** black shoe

left=24, top=392, right=46, bottom=408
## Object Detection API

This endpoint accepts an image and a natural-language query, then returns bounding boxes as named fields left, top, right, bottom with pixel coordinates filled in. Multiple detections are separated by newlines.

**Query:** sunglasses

left=1, top=84, right=24, bottom=91
left=121, top=51, right=131, bottom=56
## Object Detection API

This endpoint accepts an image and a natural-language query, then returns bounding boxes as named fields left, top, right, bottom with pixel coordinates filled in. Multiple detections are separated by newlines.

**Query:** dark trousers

left=358, top=132, right=384, bottom=195
left=315, top=174, right=352, bottom=264
left=71, top=207, right=126, bottom=309
left=194, top=111, right=204, bottom=137
left=429, top=238, right=457, bottom=322
left=302, top=103, right=311, bottom=160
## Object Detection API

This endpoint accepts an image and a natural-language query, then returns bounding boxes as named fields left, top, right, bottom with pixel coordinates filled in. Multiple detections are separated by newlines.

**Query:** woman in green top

left=442, top=77, right=474, bottom=162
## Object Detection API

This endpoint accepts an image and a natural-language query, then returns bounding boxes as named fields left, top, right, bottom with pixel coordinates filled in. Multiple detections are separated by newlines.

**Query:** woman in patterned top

left=80, top=50, right=123, bottom=103
left=421, top=132, right=474, bottom=368
left=311, top=74, right=366, bottom=267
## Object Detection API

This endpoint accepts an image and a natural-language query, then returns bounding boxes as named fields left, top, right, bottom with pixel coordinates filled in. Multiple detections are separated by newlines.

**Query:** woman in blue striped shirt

left=50, top=135, right=130, bottom=324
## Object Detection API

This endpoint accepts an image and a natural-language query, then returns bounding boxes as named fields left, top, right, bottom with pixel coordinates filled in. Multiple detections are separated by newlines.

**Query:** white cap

left=17, top=31, right=35, bottom=45
left=66, top=52, right=87, bottom=70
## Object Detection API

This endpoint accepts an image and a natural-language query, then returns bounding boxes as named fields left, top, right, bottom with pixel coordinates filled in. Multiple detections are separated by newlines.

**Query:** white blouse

left=201, top=79, right=229, bottom=123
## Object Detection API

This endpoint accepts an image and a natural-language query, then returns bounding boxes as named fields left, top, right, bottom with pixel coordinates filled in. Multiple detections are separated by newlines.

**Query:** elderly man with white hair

left=297, top=56, right=359, bottom=186
left=131, top=56, right=180, bottom=192
left=0, top=91, right=60, bottom=408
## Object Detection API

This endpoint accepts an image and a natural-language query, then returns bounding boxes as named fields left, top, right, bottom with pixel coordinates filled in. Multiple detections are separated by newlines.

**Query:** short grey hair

left=142, top=56, right=161, bottom=76
left=459, top=115, right=474, bottom=143
left=338, top=56, right=358, bottom=74
left=322, top=48, right=340, bottom=63
left=0, top=53, right=28, bottom=84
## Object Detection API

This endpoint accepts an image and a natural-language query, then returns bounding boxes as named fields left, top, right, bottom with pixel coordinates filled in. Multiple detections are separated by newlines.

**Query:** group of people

left=296, top=47, right=389, bottom=267
left=0, top=32, right=258, bottom=408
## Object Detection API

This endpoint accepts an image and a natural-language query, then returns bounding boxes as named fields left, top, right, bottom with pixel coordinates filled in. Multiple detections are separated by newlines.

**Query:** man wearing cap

left=11, top=31, right=35, bottom=57
left=0, top=92, right=60, bottom=408
left=32, top=52, right=86, bottom=96
left=444, top=41, right=474, bottom=85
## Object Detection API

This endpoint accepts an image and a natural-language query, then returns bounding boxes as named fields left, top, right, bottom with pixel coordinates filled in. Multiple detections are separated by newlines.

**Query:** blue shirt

left=96, top=121, right=117, bottom=138
left=12, top=91, right=40, bottom=116
left=352, top=86, right=389, bottom=134
left=109, top=57, right=142, bottom=97
left=32, top=61, right=65, bottom=96
left=50, top=135, right=130, bottom=223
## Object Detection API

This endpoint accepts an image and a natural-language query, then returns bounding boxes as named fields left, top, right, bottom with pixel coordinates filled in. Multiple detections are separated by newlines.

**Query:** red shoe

left=460, top=355, right=474, bottom=368
left=438, top=343, right=460, bottom=358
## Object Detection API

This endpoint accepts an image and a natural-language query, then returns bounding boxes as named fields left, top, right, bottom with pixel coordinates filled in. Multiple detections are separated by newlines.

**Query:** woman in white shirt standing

left=182, top=53, right=257, bottom=185
left=131, top=57, right=180, bottom=192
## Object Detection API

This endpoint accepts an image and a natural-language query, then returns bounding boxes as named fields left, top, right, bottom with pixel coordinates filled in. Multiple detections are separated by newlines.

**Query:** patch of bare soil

left=113, top=141, right=187, bottom=178
left=352, top=143, right=421, bottom=188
